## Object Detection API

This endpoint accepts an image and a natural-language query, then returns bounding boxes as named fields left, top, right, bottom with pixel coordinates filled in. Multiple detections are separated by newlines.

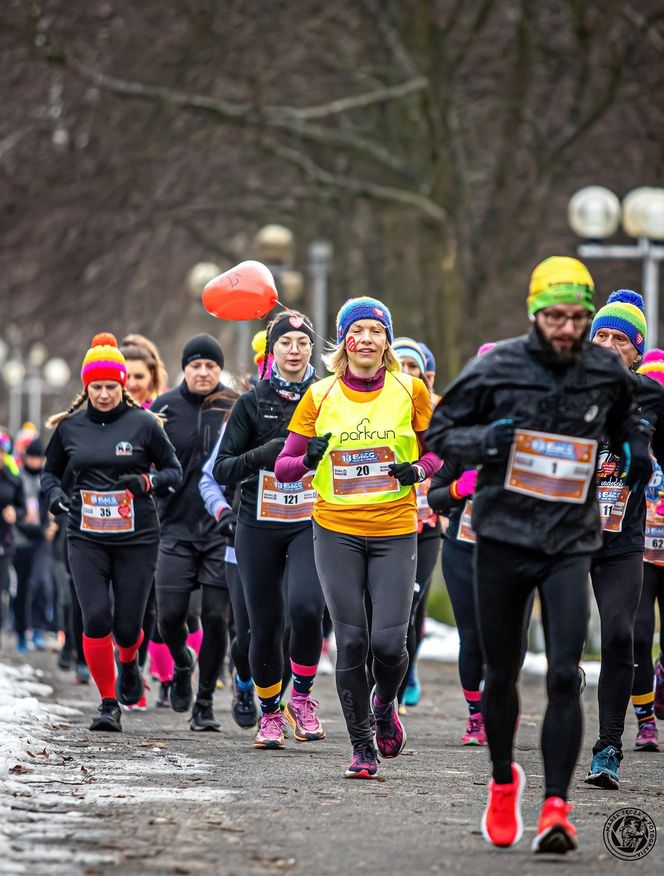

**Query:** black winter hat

left=181, top=334, right=224, bottom=370
left=25, top=438, right=44, bottom=457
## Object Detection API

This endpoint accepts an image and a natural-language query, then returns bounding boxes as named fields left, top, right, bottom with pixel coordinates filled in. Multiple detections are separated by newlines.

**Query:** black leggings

left=442, top=539, right=484, bottom=693
left=633, top=562, right=664, bottom=695
left=67, top=537, right=158, bottom=647
left=397, top=533, right=440, bottom=702
left=590, top=551, right=643, bottom=753
left=225, top=560, right=251, bottom=682
left=235, top=521, right=324, bottom=693
left=476, top=537, right=589, bottom=800
left=313, top=521, right=417, bottom=746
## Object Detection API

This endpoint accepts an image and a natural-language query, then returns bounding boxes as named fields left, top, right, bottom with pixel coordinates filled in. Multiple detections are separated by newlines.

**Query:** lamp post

left=308, top=240, right=333, bottom=373
left=568, top=186, right=664, bottom=346
left=0, top=344, right=71, bottom=436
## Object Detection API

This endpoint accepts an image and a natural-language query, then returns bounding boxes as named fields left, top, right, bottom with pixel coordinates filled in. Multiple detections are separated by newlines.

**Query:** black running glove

left=387, top=462, right=425, bottom=486
left=304, top=433, right=332, bottom=469
left=216, top=508, right=237, bottom=538
left=117, top=473, right=153, bottom=496
left=249, top=437, right=286, bottom=469
left=483, top=418, right=515, bottom=460
left=621, top=432, right=653, bottom=489
left=49, top=490, right=70, bottom=515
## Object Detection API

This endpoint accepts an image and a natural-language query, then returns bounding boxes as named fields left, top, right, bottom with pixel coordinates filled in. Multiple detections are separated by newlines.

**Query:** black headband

left=268, top=315, right=315, bottom=352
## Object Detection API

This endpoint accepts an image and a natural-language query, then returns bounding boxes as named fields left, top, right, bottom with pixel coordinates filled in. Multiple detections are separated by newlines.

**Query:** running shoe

left=231, top=675, right=258, bottom=729
left=57, top=648, right=74, bottom=671
left=585, top=746, right=621, bottom=789
left=75, top=663, right=90, bottom=685
left=170, top=647, right=196, bottom=713
left=655, top=658, right=664, bottom=720
left=371, top=687, right=406, bottom=759
left=532, top=797, right=577, bottom=854
left=481, top=762, right=525, bottom=848
left=90, top=698, right=122, bottom=732
left=461, top=714, right=487, bottom=746
left=16, top=634, right=28, bottom=654
left=284, top=694, right=326, bottom=741
left=403, top=668, right=421, bottom=707
left=156, top=681, right=172, bottom=708
left=190, top=698, right=221, bottom=732
left=32, top=630, right=46, bottom=651
left=116, top=655, right=145, bottom=706
left=345, top=741, right=379, bottom=779
left=634, top=719, right=659, bottom=752
left=122, top=685, right=149, bottom=712
left=254, top=711, right=286, bottom=749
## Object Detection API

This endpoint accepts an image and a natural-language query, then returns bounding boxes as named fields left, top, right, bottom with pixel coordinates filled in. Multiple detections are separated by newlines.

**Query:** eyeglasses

left=539, top=310, right=591, bottom=328
left=275, top=338, right=312, bottom=352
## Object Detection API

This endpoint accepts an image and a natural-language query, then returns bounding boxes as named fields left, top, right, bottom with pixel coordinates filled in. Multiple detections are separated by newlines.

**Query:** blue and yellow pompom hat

left=336, top=296, right=394, bottom=345
left=590, top=290, right=647, bottom=355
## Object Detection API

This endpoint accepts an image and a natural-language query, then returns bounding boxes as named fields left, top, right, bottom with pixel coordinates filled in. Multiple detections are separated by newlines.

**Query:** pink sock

left=148, top=641, right=174, bottom=683
left=187, top=627, right=203, bottom=656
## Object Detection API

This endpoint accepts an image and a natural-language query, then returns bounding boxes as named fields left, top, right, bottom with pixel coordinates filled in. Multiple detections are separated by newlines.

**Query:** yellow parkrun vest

left=311, top=371, right=418, bottom=506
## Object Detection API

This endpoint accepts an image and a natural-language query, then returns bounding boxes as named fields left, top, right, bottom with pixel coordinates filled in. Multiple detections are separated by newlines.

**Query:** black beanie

left=25, top=438, right=44, bottom=457
left=268, top=314, right=315, bottom=352
left=181, top=334, right=224, bottom=370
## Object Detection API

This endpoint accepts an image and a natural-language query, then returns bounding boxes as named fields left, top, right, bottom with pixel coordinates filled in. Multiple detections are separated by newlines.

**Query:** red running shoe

left=481, top=763, right=525, bottom=848
left=532, top=796, right=577, bottom=854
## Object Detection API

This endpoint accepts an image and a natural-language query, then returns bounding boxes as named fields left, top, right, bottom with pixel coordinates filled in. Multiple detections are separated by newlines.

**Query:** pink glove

left=452, top=469, right=477, bottom=499
left=656, top=497, right=664, bottom=516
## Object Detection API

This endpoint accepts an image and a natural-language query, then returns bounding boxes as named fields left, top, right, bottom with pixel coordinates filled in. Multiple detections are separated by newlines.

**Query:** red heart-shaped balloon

left=202, top=260, right=278, bottom=320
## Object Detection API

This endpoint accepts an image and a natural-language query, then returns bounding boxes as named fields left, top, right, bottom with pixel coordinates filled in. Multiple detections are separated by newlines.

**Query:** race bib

left=505, top=429, right=597, bottom=504
left=597, top=484, right=631, bottom=532
left=80, top=490, right=134, bottom=534
left=257, top=470, right=316, bottom=523
left=457, top=499, right=477, bottom=544
left=416, top=480, right=436, bottom=526
left=329, top=446, right=398, bottom=497
left=645, top=500, right=664, bottom=565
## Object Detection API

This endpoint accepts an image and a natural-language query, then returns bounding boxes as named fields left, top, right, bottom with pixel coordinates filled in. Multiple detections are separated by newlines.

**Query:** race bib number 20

left=505, top=429, right=597, bottom=504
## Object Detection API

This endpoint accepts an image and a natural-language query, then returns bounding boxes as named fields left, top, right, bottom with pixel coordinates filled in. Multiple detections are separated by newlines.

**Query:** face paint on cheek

left=346, top=336, right=357, bottom=353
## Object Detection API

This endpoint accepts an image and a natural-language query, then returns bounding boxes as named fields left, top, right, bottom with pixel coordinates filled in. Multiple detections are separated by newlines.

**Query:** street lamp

left=308, top=240, right=333, bottom=373
left=2, top=359, right=26, bottom=436
left=569, top=186, right=664, bottom=346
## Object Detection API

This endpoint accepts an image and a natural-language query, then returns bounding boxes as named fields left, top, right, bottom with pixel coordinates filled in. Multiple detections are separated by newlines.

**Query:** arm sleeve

left=274, top=432, right=310, bottom=482
left=213, top=394, right=264, bottom=485
left=148, top=418, right=183, bottom=494
left=41, top=427, right=69, bottom=505
left=200, top=428, right=231, bottom=519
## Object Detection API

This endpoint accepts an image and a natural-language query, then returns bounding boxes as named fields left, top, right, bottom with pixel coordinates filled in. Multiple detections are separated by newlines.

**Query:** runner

left=275, top=297, right=441, bottom=777
left=0, top=430, right=24, bottom=650
left=152, top=334, right=233, bottom=731
left=426, top=257, right=651, bottom=853
left=215, top=311, right=325, bottom=750
left=634, top=350, right=664, bottom=738
left=41, top=333, right=182, bottom=732
left=584, top=296, right=664, bottom=785
left=392, top=337, right=441, bottom=711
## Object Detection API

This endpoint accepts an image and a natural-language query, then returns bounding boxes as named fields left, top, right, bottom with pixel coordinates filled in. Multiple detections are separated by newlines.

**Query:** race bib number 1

left=505, top=429, right=597, bottom=504
left=80, top=490, right=135, bottom=534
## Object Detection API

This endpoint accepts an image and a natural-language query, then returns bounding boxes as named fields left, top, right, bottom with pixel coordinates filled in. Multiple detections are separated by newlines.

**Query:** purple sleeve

left=274, top=431, right=310, bottom=482
left=415, top=431, right=443, bottom=478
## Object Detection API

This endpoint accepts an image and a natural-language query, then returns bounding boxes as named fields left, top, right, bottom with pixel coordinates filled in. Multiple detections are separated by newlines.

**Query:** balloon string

left=272, top=299, right=333, bottom=350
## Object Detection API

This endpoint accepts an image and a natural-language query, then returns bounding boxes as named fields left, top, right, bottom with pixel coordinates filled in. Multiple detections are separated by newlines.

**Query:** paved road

left=1, top=651, right=662, bottom=875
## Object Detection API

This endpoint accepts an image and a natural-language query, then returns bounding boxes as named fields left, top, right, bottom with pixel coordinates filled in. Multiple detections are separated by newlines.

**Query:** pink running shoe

left=284, top=694, right=326, bottom=741
left=254, top=711, right=286, bottom=749
left=634, top=719, right=659, bottom=752
left=461, top=714, right=487, bottom=746
left=345, top=741, right=379, bottom=779
left=655, top=659, right=664, bottom=720
left=371, top=689, right=407, bottom=759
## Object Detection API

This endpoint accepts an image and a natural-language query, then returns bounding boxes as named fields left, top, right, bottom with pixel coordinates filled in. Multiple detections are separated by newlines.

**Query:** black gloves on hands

left=117, top=473, right=152, bottom=496
left=387, top=462, right=425, bottom=486
left=49, top=490, right=70, bottom=515
left=621, top=433, right=654, bottom=489
left=303, top=433, right=332, bottom=470
left=483, top=418, right=515, bottom=460
left=216, top=508, right=237, bottom=538
left=250, top=437, right=286, bottom=469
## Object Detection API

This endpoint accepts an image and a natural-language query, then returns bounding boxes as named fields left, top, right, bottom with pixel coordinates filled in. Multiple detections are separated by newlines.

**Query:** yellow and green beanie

left=80, top=333, right=127, bottom=388
left=590, top=290, right=647, bottom=355
left=527, top=256, right=595, bottom=317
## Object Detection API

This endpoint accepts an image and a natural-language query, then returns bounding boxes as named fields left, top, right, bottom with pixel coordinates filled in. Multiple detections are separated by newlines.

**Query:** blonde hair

left=121, top=333, right=168, bottom=395
left=322, top=342, right=401, bottom=377
left=46, top=387, right=161, bottom=429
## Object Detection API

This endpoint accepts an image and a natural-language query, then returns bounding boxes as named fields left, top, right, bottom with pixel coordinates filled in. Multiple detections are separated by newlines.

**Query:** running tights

left=442, top=539, right=483, bottom=693
left=633, top=562, right=664, bottom=695
left=225, top=561, right=251, bottom=682
left=475, top=537, right=590, bottom=800
left=590, top=551, right=643, bottom=753
left=313, top=522, right=417, bottom=746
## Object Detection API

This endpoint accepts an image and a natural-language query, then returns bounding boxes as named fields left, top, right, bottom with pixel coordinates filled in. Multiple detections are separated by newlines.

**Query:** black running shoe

left=90, top=698, right=122, bottom=732
left=190, top=698, right=221, bottom=732
left=57, top=648, right=73, bottom=671
left=156, top=681, right=172, bottom=708
left=116, top=655, right=145, bottom=706
left=170, top=648, right=195, bottom=713
left=231, top=674, right=258, bottom=729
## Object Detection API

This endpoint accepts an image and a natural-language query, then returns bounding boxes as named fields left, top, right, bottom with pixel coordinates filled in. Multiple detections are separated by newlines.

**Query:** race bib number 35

left=505, top=429, right=597, bottom=504
left=80, top=490, right=135, bottom=534
left=257, top=471, right=316, bottom=523
left=330, top=447, right=398, bottom=496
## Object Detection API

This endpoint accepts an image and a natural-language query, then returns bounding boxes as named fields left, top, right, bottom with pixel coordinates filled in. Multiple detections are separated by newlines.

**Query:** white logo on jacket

left=115, top=441, right=133, bottom=456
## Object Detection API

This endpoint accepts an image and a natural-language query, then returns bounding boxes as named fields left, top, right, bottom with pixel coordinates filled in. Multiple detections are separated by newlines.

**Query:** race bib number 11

left=505, top=429, right=597, bottom=504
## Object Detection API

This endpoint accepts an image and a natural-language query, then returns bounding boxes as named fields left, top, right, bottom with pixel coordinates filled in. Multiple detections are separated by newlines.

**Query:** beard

left=534, top=323, right=585, bottom=367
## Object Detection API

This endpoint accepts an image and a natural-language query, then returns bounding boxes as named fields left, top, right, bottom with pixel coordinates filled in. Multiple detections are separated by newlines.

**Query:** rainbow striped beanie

left=336, top=296, right=393, bottom=344
left=638, top=348, right=664, bottom=386
left=590, top=290, right=647, bottom=355
left=81, top=333, right=127, bottom=388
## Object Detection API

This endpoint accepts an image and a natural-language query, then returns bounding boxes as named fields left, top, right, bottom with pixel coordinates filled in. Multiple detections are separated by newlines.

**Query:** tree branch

left=269, top=76, right=428, bottom=120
